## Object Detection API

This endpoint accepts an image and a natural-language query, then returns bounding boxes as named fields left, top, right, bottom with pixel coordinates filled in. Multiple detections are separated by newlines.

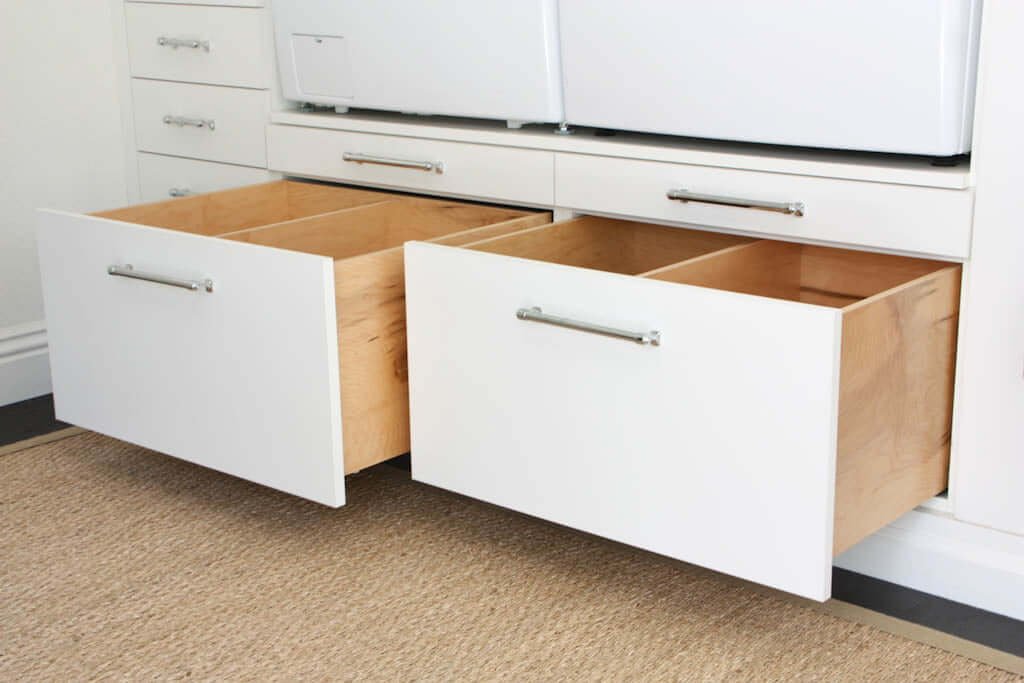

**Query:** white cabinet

left=406, top=217, right=959, bottom=600
left=137, top=154, right=273, bottom=202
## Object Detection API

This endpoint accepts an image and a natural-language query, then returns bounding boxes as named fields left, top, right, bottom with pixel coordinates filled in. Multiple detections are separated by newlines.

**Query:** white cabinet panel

left=137, top=153, right=274, bottom=202
left=132, top=79, right=269, bottom=167
left=37, top=209, right=344, bottom=506
left=126, top=4, right=269, bottom=88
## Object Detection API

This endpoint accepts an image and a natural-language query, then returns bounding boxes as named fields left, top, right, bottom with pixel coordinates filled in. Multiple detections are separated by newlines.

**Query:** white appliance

left=272, top=0, right=564, bottom=127
left=558, top=0, right=983, bottom=155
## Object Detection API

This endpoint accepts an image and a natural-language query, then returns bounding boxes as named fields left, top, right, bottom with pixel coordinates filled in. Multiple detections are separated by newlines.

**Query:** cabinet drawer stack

left=124, top=0, right=274, bottom=201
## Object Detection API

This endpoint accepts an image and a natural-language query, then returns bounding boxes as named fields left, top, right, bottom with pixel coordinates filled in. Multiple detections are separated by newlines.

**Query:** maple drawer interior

left=644, top=239, right=961, bottom=553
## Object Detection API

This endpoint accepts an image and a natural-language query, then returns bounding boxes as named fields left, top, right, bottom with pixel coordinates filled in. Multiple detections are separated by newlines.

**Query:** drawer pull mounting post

left=516, top=307, right=660, bottom=346
left=168, top=187, right=194, bottom=198
left=108, top=264, right=214, bottom=293
left=156, top=36, right=211, bottom=52
left=163, top=115, right=216, bottom=131
left=667, top=188, right=805, bottom=216
left=342, top=152, right=444, bottom=174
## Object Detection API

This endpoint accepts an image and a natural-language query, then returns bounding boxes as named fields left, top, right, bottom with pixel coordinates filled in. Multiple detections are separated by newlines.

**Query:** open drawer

left=37, top=180, right=549, bottom=507
left=405, top=216, right=960, bottom=600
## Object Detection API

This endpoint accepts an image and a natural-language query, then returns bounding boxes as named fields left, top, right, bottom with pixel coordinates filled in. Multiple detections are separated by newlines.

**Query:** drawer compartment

left=268, top=124, right=556, bottom=206
left=132, top=79, right=269, bottom=167
left=126, top=3, right=269, bottom=88
left=555, top=152, right=974, bottom=259
left=405, top=218, right=959, bottom=599
left=137, top=153, right=276, bottom=202
left=38, top=180, right=549, bottom=507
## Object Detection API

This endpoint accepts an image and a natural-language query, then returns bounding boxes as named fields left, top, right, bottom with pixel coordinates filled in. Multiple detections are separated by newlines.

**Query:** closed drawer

left=38, top=180, right=549, bottom=507
left=405, top=216, right=959, bottom=600
left=268, top=124, right=555, bottom=206
left=137, top=153, right=275, bottom=202
left=132, top=79, right=269, bottom=167
left=126, top=3, right=269, bottom=88
left=555, top=153, right=974, bottom=259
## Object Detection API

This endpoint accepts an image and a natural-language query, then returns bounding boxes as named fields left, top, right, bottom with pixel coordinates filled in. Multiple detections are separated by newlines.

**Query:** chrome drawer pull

left=163, top=115, right=216, bottom=131
left=157, top=36, right=210, bottom=51
left=168, top=187, right=194, bottom=198
left=342, top=152, right=444, bottom=174
left=666, top=188, right=805, bottom=217
left=516, top=307, right=660, bottom=346
left=108, top=264, right=214, bottom=293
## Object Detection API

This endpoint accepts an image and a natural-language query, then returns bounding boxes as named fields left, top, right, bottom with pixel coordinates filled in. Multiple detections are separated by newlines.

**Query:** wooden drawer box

left=268, top=124, right=556, bottom=207
left=126, top=3, right=269, bottom=89
left=405, top=216, right=959, bottom=600
left=555, top=152, right=974, bottom=259
left=132, top=79, right=270, bottom=167
left=37, top=180, right=549, bottom=506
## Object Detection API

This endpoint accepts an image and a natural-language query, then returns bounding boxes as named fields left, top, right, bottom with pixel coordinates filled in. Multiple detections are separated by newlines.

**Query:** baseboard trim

left=0, top=321, right=51, bottom=407
left=835, top=508, right=1024, bottom=622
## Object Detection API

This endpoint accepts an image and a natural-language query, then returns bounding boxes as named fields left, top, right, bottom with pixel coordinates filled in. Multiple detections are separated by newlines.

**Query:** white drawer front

left=126, top=4, right=269, bottom=88
left=137, top=153, right=274, bottom=202
left=267, top=124, right=555, bottom=206
left=37, top=209, right=344, bottom=506
left=406, top=241, right=842, bottom=600
left=556, top=153, right=973, bottom=259
left=132, top=79, right=269, bottom=167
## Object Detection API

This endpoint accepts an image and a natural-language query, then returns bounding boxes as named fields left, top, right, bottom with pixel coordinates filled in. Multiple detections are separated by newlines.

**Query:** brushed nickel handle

left=157, top=36, right=210, bottom=51
left=168, top=187, right=194, bottom=198
left=667, top=188, right=805, bottom=217
left=163, top=115, right=216, bottom=131
left=342, top=152, right=444, bottom=174
left=516, top=307, right=660, bottom=346
left=108, top=264, right=213, bottom=293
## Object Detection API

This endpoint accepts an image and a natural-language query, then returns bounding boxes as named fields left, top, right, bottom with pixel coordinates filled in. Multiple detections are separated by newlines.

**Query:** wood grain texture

left=335, top=211, right=551, bottom=474
left=466, top=216, right=750, bottom=275
left=646, top=240, right=950, bottom=309
left=832, top=266, right=961, bottom=554
left=94, top=180, right=390, bottom=236
left=222, top=197, right=538, bottom=259
left=644, top=240, right=802, bottom=301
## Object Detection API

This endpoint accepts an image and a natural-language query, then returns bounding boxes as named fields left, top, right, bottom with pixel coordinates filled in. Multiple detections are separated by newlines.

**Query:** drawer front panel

left=405, top=241, right=843, bottom=600
left=37, top=209, right=344, bottom=506
left=267, top=124, right=555, bottom=206
left=138, top=153, right=275, bottom=202
left=555, top=153, right=973, bottom=258
left=132, top=79, right=269, bottom=167
left=126, top=4, right=269, bottom=88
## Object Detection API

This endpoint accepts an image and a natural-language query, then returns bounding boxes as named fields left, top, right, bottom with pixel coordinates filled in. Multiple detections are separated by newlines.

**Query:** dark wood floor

left=1, top=395, right=1020, bottom=656
left=0, top=394, right=68, bottom=447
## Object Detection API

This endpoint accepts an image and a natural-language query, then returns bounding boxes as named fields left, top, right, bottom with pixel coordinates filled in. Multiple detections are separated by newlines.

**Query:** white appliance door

left=559, top=0, right=981, bottom=155
left=273, top=0, right=564, bottom=123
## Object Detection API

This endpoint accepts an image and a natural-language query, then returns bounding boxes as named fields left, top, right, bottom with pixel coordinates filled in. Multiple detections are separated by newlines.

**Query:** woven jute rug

left=2, top=432, right=1021, bottom=681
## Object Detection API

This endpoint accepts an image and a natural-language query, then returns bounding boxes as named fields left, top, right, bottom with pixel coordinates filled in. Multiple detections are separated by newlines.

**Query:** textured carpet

left=1, top=433, right=1019, bottom=681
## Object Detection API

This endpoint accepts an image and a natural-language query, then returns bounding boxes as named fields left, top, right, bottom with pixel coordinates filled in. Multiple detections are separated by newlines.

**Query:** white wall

left=0, top=0, right=131, bottom=405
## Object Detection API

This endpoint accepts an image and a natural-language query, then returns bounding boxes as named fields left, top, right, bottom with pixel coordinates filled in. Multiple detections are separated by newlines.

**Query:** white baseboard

left=0, top=320, right=51, bottom=406
left=835, top=508, right=1024, bottom=621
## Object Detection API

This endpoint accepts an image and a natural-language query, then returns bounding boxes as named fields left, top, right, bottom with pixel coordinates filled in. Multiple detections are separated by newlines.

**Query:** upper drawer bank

left=37, top=180, right=549, bottom=507
left=555, top=153, right=974, bottom=259
left=133, top=79, right=269, bottom=167
left=267, top=124, right=555, bottom=206
left=125, top=3, right=270, bottom=88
